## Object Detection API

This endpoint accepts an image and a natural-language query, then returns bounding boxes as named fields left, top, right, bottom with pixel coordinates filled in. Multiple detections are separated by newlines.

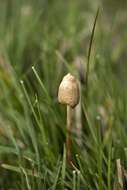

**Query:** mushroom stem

left=75, top=81, right=82, bottom=146
left=66, top=105, right=73, bottom=162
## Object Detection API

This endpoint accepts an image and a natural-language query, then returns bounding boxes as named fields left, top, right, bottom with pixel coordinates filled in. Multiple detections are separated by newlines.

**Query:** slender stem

left=66, top=105, right=73, bottom=162
left=75, top=82, right=82, bottom=146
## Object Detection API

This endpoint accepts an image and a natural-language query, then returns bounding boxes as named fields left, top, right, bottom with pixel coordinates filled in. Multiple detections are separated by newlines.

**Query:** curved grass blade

left=86, top=8, right=100, bottom=89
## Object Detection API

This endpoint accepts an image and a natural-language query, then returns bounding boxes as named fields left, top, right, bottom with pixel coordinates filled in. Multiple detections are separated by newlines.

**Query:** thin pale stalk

left=75, top=82, right=82, bottom=146
left=66, top=105, right=73, bottom=162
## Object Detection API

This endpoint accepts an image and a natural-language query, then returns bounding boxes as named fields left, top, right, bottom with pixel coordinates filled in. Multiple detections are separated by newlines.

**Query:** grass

left=0, top=0, right=127, bottom=189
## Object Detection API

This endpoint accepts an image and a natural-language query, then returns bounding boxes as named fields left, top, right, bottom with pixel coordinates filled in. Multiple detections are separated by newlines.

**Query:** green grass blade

left=86, top=7, right=100, bottom=88
left=61, top=145, right=66, bottom=188
left=73, top=170, right=76, bottom=190
left=32, top=66, right=51, bottom=103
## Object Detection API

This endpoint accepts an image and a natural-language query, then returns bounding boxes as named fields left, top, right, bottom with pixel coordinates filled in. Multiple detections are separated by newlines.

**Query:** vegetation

left=0, top=0, right=127, bottom=189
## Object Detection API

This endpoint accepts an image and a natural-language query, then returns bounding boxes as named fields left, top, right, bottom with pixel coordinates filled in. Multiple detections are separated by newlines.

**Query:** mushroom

left=58, top=73, right=80, bottom=162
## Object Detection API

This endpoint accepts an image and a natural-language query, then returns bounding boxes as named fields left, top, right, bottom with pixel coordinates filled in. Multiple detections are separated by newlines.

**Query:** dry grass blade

left=114, top=159, right=124, bottom=190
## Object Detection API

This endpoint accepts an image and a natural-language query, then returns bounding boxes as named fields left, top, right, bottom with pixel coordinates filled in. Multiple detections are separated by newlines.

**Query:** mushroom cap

left=58, top=73, right=80, bottom=108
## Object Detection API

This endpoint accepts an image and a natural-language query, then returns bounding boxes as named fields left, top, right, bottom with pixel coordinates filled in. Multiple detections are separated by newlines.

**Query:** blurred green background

left=0, top=0, right=127, bottom=189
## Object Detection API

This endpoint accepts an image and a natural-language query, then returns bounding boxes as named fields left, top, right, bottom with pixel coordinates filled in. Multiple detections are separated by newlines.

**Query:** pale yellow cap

left=58, top=73, right=80, bottom=108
